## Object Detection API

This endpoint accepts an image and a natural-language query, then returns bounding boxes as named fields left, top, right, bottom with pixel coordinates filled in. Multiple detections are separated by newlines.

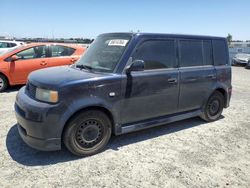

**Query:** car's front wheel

left=231, top=60, right=237, bottom=66
left=63, top=110, right=112, bottom=157
left=0, top=75, right=8, bottom=92
left=245, top=61, right=250, bottom=69
left=200, top=91, right=224, bottom=122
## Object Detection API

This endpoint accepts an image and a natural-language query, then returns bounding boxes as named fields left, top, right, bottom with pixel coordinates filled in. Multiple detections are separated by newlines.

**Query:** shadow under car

left=6, top=116, right=219, bottom=166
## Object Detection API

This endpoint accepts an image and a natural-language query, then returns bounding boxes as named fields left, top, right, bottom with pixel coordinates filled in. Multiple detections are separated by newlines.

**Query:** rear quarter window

left=8, top=43, right=17, bottom=47
left=50, top=45, right=76, bottom=57
left=212, top=40, right=228, bottom=66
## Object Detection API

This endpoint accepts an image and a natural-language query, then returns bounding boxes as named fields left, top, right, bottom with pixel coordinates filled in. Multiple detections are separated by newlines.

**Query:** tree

left=227, top=33, right=232, bottom=45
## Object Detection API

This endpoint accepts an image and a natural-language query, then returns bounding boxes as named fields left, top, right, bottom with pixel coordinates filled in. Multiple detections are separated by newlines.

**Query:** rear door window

left=132, top=40, right=176, bottom=70
left=213, top=40, right=228, bottom=65
left=179, top=40, right=203, bottom=67
left=50, top=45, right=75, bottom=57
left=8, top=43, right=17, bottom=47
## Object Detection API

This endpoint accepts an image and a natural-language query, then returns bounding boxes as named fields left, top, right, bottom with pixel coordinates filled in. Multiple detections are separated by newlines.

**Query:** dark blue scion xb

left=15, top=33, right=232, bottom=156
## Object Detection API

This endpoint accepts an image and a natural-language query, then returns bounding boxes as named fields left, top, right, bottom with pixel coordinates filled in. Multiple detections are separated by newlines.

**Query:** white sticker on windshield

left=108, top=39, right=128, bottom=46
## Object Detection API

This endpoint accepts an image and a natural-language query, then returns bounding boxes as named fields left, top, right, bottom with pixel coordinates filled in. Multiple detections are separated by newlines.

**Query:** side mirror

left=126, top=60, right=145, bottom=74
left=10, top=55, right=20, bottom=62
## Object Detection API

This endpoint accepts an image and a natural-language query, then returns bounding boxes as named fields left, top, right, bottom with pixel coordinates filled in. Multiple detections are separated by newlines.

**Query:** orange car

left=0, top=43, right=85, bottom=91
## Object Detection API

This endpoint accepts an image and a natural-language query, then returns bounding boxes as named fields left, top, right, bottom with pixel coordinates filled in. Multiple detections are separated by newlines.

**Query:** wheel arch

left=202, top=86, right=228, bottom=111
left=215, top=87, right=227, bottom=106
left=208, top=87, right=228, bottom=108
left=61, top=105, right=115, bottom=139
left=0, top=72, right=10, bottom=85
left=0, top=72, right=10, bottom=90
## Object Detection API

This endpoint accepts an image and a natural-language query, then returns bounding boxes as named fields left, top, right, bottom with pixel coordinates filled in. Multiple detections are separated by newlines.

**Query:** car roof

left=0, top=42, right=84, bottom=58
left=0, top=40, right=24, bottom=44
left=100, top=32, right=226, bottom=40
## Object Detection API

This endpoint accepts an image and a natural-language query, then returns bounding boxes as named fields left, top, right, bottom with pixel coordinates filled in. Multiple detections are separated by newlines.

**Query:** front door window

left=16, top=46, right=46, bottom=60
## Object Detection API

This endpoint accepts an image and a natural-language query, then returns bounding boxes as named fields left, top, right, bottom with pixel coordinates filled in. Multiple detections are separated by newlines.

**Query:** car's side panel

left=47, top=45, right=83, bottom=67
left=178, top=66, right=217, bottom=112
left=57, top=75, right=123, bottom=137
left=121, top=109, right=202, bottom=134
left=120, top=69, right=179, bottom=124
left=214, top=65, right=232, bottom=107
left=9, top=57, right=50, bottom=84
left=46, top=56, right=74, bottom=67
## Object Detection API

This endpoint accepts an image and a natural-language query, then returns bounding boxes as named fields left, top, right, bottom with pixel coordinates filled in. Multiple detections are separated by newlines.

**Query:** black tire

left=245, top=61, right=250, bottom=69
left=231, top=61, right=236, bottom=66
left=0, top=74, right=8, bottom=92
left=63, top=110, right=112, bottom=157
left=200, top=91, right=224, bottom=122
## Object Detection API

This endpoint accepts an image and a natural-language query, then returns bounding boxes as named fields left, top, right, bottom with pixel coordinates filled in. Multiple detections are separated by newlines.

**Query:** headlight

left=35, top=88, right=58, bottom=103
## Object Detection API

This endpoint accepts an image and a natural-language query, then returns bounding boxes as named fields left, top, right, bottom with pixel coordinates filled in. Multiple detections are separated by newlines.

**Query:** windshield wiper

left=76, top=64, right=93, bottom=71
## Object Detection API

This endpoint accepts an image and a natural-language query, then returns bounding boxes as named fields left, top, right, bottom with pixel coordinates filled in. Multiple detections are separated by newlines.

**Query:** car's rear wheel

left=63, top=110, right=112, bottom=157
left=200, top=91, right=224, bottom=122
left=245, top=61, right=250, bottom=69
left=0, top=75, right=8, bottom=92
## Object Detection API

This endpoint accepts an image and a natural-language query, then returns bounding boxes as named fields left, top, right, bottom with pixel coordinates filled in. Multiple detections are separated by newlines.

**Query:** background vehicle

left=231, top=53, right=250, bottom=66
left=0, top=40, right=25, bottom=55
left=15, top=33, right=232, bottom=157
left=0, top=43, right=85, bottom=91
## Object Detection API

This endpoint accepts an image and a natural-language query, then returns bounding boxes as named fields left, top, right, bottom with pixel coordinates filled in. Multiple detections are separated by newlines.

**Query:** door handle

left=185, top=77, right=198, bottom=82
left=207, top=74, right=216, bottom=79
left=168, top=78, right=177, bottom=84
left=71, top=58, right=76, bottom=62
left=40, top=61, right=47, bottom=66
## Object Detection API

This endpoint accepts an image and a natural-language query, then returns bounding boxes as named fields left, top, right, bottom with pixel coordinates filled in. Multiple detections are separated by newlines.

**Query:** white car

left=232, top=53, right=250, bottom=66
left=0, top=40, right=25, bottom=55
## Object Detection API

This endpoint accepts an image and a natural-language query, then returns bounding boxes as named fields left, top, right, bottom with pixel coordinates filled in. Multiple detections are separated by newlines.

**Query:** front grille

left=26, top=82, right=36, bottom=98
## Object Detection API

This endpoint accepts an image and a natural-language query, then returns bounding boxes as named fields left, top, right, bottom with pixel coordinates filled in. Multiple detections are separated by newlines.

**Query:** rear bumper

left=15, top=87, right=64, bottom=151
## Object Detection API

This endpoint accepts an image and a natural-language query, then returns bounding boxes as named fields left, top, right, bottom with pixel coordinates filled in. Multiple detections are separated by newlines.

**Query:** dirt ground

left=0, top=66, right=250, bottom=188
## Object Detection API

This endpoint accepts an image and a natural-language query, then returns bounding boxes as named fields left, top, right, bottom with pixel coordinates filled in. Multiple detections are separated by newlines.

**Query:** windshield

left=75, top=35, right=131, bottom=73
left=236, top=53, right=250, bottom=59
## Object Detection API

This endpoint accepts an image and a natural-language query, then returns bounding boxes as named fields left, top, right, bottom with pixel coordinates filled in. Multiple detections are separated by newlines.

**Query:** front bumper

left=15, top=87, right=63, bottom=151
left=17, top=124, right=61, bottom=151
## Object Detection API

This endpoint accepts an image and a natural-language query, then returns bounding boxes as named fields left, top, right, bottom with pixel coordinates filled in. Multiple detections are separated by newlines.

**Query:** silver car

left=232, top=53, right=250, bottom=66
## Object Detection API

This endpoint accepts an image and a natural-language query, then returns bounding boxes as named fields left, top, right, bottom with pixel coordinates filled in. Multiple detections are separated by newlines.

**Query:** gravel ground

left=0, top=66, right=250, bottom=188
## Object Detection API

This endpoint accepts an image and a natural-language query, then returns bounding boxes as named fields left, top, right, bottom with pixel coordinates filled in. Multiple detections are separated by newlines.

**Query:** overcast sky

left=1, top=0, right=250, bottom=40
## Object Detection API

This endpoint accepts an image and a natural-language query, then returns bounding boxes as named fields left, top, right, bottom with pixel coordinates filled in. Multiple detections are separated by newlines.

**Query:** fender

left=201, top=83, right=229, bottom=111
left=58, top=96, right=120, bottom=137
left=0, top=71, right=12, bottom=85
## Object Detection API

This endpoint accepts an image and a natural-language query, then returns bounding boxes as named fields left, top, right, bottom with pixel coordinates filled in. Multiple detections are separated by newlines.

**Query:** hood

left=28, top=66, right=104, bottom=89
